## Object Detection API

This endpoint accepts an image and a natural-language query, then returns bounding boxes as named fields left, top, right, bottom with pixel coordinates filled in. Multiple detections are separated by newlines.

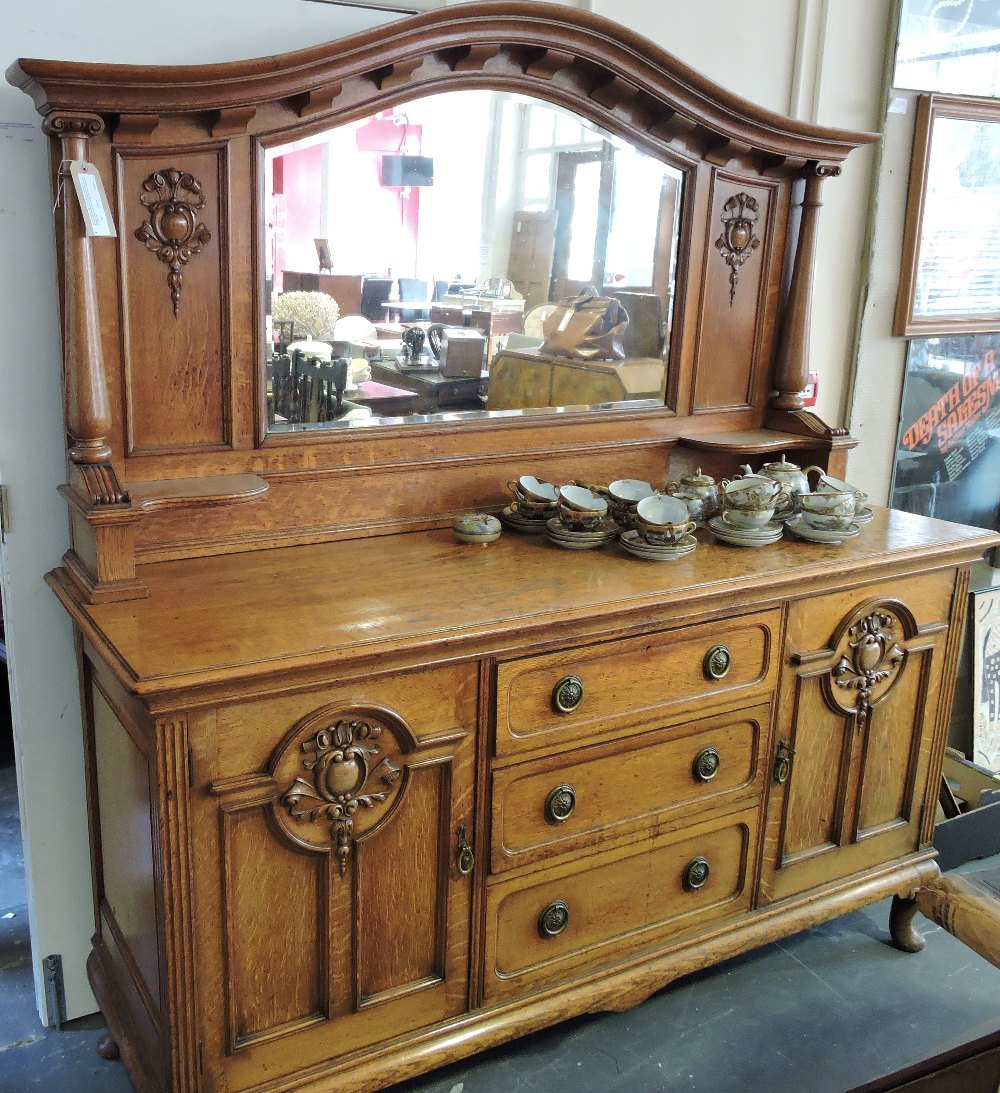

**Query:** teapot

left=665, top=467, right=721, bottom=521
left=740, top=453, right=810, bottom=499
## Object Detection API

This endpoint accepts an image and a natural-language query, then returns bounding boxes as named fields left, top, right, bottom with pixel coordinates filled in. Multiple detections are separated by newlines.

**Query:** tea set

left=496, top=455, right=872, bottom=559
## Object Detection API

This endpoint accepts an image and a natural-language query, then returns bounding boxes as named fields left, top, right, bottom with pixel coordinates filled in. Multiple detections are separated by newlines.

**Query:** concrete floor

left=2, top=757, right=1000, bottom=1093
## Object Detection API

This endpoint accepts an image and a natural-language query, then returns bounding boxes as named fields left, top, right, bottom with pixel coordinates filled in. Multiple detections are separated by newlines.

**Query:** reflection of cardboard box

left=935, top=751, right=1000, bottom=870
left=486, top=347, right=666, bottom=410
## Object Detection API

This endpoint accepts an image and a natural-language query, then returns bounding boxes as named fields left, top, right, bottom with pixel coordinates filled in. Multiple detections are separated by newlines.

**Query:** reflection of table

left=369, top=359, right=483, bottom=413
left=352, top=380, right=422, bottom=418
left=381, top=301, right=437, bottom=322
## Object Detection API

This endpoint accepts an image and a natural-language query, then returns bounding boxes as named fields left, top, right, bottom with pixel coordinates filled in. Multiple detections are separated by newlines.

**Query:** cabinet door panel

left=761, top=578, right=955, bottom=905
left=198, top=697, right=475, bottom=1092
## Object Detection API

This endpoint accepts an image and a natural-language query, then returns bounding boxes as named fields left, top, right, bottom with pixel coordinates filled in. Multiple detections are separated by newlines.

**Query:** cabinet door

left=198, top=689, right=476, bottom=1092
left=761, top=574, right=959, bottom=905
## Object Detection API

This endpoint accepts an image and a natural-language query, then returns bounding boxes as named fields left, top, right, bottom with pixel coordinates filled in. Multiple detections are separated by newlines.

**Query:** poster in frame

left=891, top=332, right=1000, bottom=546
left=973, top=584, right=1000, bottom=770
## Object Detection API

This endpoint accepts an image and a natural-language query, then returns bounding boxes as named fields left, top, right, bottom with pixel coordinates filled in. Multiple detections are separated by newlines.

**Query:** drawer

left=490, top=704, right=769, bottom=873
left=495, top=609, right=780, bottom=758
left=483, top=808, right=758, bottom=1003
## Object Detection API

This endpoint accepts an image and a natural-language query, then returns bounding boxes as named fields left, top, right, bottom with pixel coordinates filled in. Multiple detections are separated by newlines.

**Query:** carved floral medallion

left=135, top=169, right=211, bottom=317
left=715, top=192, right=761, bottom=305
left=278, top=717, right=403, bottom=874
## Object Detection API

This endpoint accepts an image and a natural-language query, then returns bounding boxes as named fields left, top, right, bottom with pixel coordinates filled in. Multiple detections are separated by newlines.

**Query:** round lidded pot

left=666, top=467, right=720, bottom=518
left=753, top=453, right=810, bottom=498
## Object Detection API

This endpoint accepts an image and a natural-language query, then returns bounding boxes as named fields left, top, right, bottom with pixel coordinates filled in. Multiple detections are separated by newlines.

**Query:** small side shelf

left=128, top=474, right=269, bottom=511
left=676, top=428, right=822, bottom=455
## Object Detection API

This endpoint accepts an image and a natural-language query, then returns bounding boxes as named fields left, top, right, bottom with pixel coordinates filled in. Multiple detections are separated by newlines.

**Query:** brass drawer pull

left=545, top=784, right=577, bottom=823
left=552, top=675, right=584, bottom=714
left=538, top=900, right=570, bottom=938
left=693, top=747, right=721, bottom=782
left=455, top=825, right=475, bottom=876
left=682, top=856, right=711, bottom=891
left=703, top=645, right=732, bottom=680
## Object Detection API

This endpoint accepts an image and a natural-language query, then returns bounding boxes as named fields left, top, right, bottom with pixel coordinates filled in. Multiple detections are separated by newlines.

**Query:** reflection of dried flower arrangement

left=272, top=291, right=340, bottom=339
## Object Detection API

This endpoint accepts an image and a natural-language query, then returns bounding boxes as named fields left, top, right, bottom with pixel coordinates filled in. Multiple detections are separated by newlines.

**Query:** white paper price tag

left=69, top=161, right=117, bottom=237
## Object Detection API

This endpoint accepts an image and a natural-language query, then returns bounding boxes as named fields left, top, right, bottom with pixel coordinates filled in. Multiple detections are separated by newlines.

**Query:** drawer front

left=483, top=808, right=758, bottom=1002
left=491, top=704, right=769, bottom=873
left=496, top=610, right=780, bottom=757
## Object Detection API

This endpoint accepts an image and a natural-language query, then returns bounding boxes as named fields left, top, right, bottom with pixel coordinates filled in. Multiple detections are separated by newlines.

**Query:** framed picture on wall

left=894, top=93, right=1000, bottom=337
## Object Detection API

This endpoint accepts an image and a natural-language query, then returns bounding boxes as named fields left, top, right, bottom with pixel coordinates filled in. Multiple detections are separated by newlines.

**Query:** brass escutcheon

left=552, top=675, right=585, bottom=714
left=455, top=824, right=475, bottom=876
left=538, top=899, right=570, bottom=938
left=693, top=747, right=721, bottom=782
left=683, top=856, right=711, bottom=891
left=545, top=784, right=577, bottom=823
left=703, top=645, right=732, bottom=681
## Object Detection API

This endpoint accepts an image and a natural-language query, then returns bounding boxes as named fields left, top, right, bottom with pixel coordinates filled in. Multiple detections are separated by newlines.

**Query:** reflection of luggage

left=540, top=287, right=628, bottom=361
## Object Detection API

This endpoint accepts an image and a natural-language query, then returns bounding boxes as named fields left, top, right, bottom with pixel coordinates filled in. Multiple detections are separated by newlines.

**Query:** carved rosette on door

left=271, top=706, right=410, bottom=872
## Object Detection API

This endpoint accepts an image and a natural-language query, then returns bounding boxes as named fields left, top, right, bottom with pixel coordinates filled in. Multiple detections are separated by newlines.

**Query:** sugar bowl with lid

left=740, top=453, right=810, bottom=500
left=664, top=467, right=721, bottom=522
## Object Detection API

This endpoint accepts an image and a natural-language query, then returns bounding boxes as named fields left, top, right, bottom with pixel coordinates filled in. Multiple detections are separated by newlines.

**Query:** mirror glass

left=263, top=89, right=684, bottom=432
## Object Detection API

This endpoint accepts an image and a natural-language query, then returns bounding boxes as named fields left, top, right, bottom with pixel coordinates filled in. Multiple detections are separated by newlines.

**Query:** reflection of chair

left=398, top=278, right=429, bottom=321
left=269, top=350, right=372, bottom=425
left=608, top=291, right=665, bottom=358
left=360, top=277, right=393, bottom=321
left=433, top=279, right=449, bottom=302
left=273, top=320, right=295, bottom=353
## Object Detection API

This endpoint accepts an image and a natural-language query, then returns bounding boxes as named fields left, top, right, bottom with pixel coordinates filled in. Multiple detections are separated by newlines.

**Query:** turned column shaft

left=771, top=167, right=838, bottom=412
left=45, top=114, right=113, bottom=465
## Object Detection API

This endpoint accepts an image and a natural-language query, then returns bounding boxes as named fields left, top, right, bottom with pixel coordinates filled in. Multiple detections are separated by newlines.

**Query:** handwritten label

left=69, top=161, right=117, bottom=237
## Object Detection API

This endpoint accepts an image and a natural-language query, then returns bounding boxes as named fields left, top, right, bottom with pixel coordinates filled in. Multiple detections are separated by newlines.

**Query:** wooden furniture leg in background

left=891, top=874, right=1000, bottom=968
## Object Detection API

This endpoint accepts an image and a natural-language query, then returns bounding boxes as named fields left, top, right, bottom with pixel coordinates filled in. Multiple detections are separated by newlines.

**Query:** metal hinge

left=0, top=484, right=9, bottom=542
left=43, top=954, right=66, bottom=1030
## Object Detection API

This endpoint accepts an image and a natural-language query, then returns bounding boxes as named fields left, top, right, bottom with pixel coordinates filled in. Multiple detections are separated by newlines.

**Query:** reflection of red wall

left=356, top=117, right=422, bottom=274
left=276, top=144, right=324, bottom=278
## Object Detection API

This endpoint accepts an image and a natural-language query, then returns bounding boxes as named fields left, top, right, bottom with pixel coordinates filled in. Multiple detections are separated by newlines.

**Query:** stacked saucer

left=545, top=515, right=618, bottom=549
left=499, top=503, right=550, bottom=533
left=784, top=514, right=861, bottom=544
left=854, top=505, right=875, bottom=524
left=620, top=529, right=697, bottom=561
left=708, top=514, right=783, bottom=547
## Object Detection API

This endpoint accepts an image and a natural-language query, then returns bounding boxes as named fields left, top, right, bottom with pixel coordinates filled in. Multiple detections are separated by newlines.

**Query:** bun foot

left=889, top=893, right=925, bottom=953
left=96, top=1031, right=120, bottom=1060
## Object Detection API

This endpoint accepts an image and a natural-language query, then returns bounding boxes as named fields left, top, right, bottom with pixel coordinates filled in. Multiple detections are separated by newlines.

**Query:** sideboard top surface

left=48, top=507, right=999, bottom=700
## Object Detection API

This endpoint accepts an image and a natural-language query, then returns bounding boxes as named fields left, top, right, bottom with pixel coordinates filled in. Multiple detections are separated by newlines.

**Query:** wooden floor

left=1, top=757, right=999, bottom=1093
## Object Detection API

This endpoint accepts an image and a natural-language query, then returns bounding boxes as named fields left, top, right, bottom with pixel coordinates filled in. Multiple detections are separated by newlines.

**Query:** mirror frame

left=10, top=1, right=878, bottom=599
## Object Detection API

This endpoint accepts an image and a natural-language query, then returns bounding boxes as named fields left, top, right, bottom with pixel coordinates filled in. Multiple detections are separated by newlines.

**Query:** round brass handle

left=538, top=900, right=570, bottom=938
left=682, top=856, right=711, bottom=891
left=545, top=784, right=577, bottom=823
left=552, top=675, right=584, bottom=714
left=703, top=645, right=732, bottom=681
left=693, top=747, right=721, bottom=783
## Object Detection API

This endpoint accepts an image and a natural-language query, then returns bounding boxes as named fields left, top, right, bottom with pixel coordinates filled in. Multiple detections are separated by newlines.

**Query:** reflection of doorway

left=507, top=210, right=557, bottom=310
left=550, top=143, right=614, bottom=300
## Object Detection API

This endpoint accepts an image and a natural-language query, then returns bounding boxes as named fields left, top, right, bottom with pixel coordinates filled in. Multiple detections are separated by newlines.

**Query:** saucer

left=854, top=506, right=874, bottom=524
left=546, top=516, right=618, bottom=540
left=708, top=516, right=783, bottom=545
left=500, top=505, right=548, bottom=533
left=620, top=531, right=697, bottom=561
left=785, top=515, right=861, bottom=544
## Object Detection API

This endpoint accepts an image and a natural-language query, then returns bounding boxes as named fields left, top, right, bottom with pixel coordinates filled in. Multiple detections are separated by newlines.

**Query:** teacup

left=559, top=483, right=608, bottom=514
left=634, top=494, right=696, bottom=544
left=608, top=479, right=655, bottom=505
left=799, top=489, right=856, bottom=530
left=557, top=503, right=605, bottom=531
left=806, top=468, right=868, bottom=510
left=509, top=475, right=558, bottom=505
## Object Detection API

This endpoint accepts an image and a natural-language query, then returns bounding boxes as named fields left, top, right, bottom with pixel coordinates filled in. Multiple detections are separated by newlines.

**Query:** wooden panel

left=491, top=705, right=766, bottom=872
left=484, top=809, right=756, bottom=1002
left=858, top=650, right=928, bottom=834
left=356, top=763, right=448, bottom=1004
left=92, top=685, right=160, bottom=1018
left=223, top=806, right=325, bottom=1048
left=116, top=146, right=230, bottom=454
left=496, top=609, right=779, bottom=758
left=692, top=176, right=775, bottom=413
left=780, top=679, right=844, bottom=858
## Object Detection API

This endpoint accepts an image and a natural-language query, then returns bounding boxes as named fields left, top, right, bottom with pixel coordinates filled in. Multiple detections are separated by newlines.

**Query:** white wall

left=1, top=0, right=892, bottom=1021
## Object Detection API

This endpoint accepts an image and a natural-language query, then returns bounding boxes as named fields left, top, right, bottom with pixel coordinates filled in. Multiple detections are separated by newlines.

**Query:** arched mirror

left=263, top=89, right=685, bottom=432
